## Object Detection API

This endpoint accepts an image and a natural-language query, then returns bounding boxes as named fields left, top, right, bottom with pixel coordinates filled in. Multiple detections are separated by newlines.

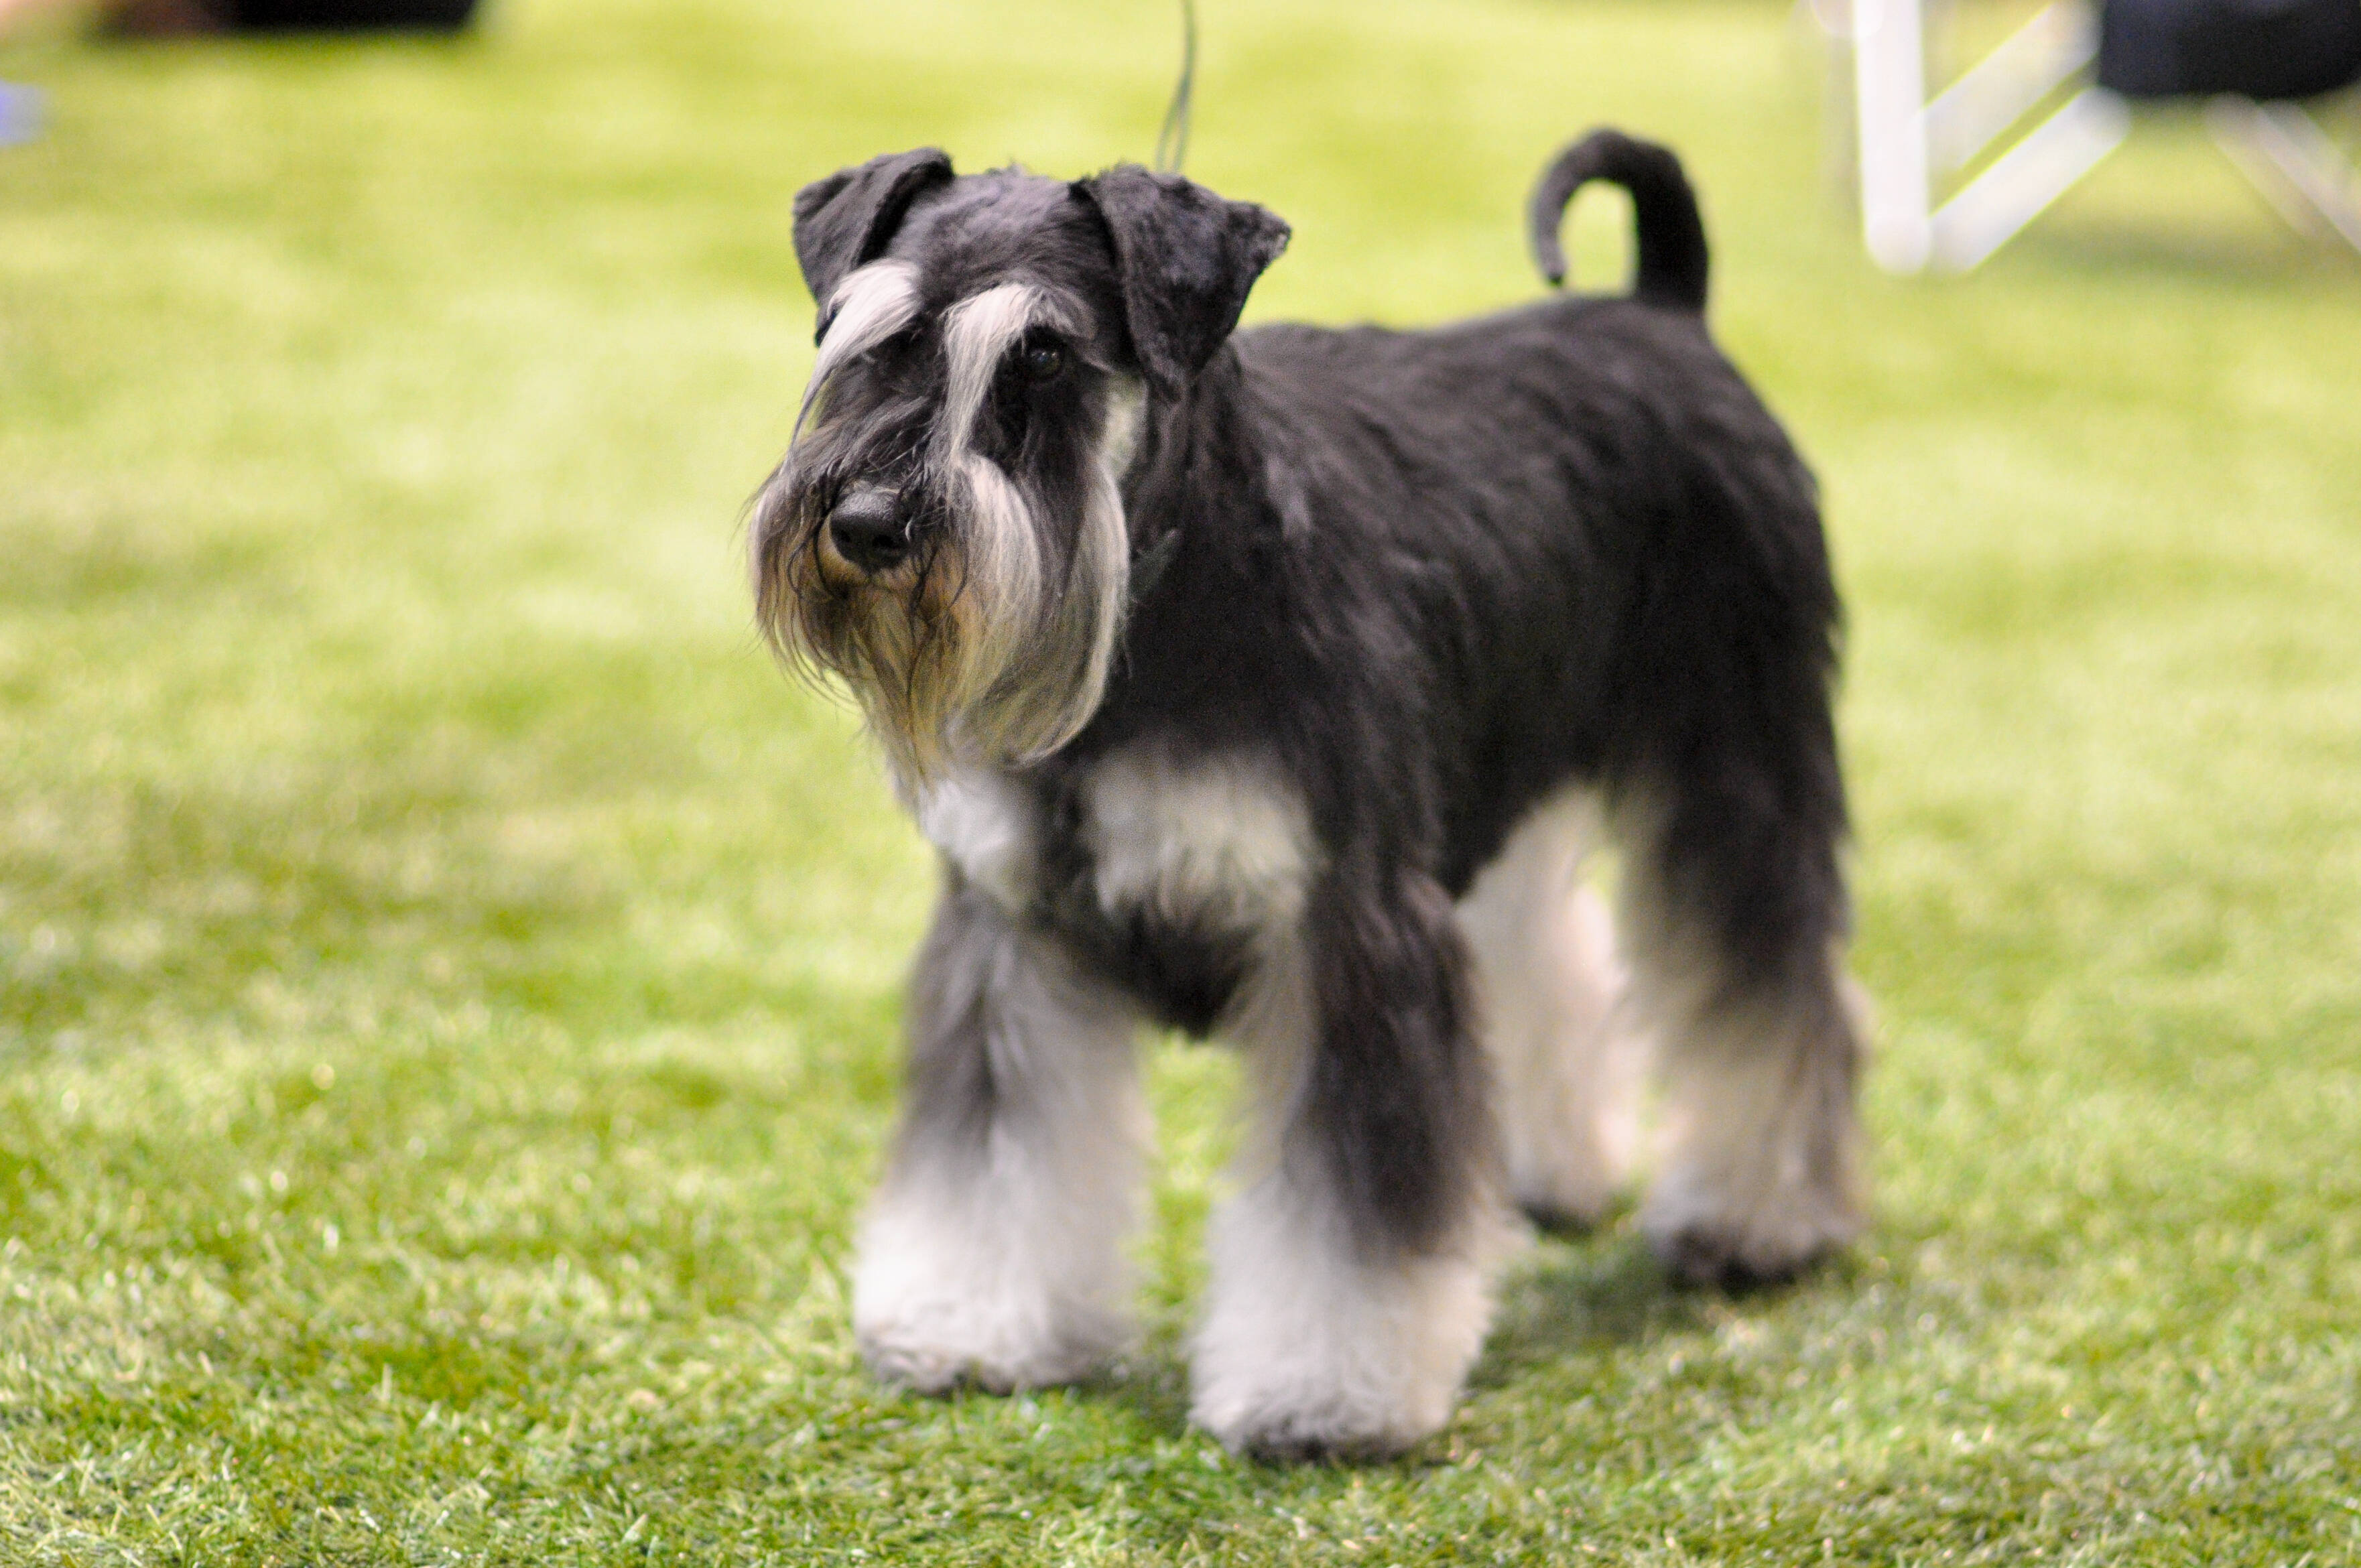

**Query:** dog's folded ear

left=793, top=148, right=955, bottom=339
left=1076, top=165, right=1291, bottom=399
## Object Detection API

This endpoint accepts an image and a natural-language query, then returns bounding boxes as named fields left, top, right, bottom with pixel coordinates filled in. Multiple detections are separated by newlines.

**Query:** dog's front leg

left=851, top=882, right=1146, bottom=1393
left=1190, top=870, right=1505, bottom=1459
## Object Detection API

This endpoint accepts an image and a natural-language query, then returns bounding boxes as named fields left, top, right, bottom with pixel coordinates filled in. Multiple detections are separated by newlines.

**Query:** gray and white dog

left=750, top=129, right=1864, bottom=1459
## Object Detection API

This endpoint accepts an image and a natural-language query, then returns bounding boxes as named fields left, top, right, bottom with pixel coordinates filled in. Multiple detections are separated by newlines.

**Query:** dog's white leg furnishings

left=851, top=885, right=1148, bottom=1393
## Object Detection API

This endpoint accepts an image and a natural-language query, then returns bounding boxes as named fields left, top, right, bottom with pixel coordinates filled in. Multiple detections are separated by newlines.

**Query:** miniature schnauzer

left=749, top=129, right=1864, bottom=1459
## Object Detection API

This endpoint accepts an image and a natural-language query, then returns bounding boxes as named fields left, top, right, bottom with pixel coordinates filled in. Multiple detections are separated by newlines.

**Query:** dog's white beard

left=757, top=429, right=1131, bottom=783
left=903, top=447, right=1129, bottom=781
left=757, top=267, right=1137, bottom=781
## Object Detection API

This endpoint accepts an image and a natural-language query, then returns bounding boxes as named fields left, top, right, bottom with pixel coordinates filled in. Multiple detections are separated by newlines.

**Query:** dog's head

left=751, top=149, right=1289, bottom=781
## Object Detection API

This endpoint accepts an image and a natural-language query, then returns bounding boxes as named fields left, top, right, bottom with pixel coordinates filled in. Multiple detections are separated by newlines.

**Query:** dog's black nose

left=828, top=486, right=911, bottom=574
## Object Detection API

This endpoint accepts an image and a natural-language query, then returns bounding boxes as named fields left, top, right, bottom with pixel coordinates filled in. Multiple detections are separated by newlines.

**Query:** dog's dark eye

left=1017, top=342, right=1066, bottom=384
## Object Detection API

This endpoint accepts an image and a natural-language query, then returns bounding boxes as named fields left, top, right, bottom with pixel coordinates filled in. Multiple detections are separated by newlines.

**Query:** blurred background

left=2, top=0, right=2358, bottom=1561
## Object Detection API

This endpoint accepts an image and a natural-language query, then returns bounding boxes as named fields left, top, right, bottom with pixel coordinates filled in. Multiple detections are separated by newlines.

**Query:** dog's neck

left=1119, top=345, right=1280, bottom=600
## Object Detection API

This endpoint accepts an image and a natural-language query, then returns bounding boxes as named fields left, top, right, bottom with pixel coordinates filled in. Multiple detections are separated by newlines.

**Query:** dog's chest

left=911, top=749, right=1313, bottom=1031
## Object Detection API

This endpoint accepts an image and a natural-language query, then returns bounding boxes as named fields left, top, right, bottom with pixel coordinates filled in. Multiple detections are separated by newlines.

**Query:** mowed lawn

left=4, top=0, right=2360, bottom=1561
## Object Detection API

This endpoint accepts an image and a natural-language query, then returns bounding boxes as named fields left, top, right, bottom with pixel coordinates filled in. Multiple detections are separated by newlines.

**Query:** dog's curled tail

left=1527, top=129, right=1709, bottom=312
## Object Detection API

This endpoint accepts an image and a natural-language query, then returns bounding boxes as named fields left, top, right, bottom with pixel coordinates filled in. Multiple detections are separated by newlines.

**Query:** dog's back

left=1222, top=141, right=1831, bottom=897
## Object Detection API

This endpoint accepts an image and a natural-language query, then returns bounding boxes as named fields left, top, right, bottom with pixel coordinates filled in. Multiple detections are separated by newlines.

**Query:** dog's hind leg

left=1614, top=760, right=1866, bottom=1290
left=1456, top=789, right=1641, bottom=1230
left=1190, top=871, right=1507, bottom=1459
left=851, top=883, right=1146, bottom=1392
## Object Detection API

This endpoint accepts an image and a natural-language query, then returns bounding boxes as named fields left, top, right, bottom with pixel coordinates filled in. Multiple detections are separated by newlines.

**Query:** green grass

left=3, top=0, right=2360, bottom=1560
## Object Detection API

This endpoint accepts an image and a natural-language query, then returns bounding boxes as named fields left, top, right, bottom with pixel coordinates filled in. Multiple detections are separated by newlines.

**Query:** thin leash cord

left=1152, top=0, right=1196, bottom=174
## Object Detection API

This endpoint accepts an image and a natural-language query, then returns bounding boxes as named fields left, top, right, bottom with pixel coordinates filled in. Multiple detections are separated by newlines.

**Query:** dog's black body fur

left=753, top=131, right=1861, bottom=1457
left=1033, top=293, right=1842, bottom=1248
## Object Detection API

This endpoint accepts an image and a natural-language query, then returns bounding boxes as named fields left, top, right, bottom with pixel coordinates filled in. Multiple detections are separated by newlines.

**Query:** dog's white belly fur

left=1456, top=787, right=1639, bottom=1226
left=910, top=748, right=1316, bottom=940
left=1081, top=746, right=1315, bottom=937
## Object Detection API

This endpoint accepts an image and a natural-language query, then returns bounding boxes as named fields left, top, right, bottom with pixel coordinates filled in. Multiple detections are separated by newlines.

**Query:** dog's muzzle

left=828, top=483, right=912, bottom=575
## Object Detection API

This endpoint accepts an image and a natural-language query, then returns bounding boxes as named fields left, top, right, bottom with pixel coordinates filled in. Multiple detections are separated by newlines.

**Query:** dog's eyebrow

left=797, top=259, right=925, bottom=436
left=938, top=282, right=1059, bottom=459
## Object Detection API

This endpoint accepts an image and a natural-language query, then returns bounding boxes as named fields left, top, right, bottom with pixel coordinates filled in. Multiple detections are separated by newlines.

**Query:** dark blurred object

left=227, top=0, right=476, bottom=29
left=2099, top=0, right=2361, bottom=99
left=103, top=0, right=220, bottom=32
left=109, top=0, right=476, bottom=31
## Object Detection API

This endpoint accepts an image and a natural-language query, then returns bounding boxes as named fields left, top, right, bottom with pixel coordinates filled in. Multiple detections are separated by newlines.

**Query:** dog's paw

left=1640, top=976, right=1867, bottom=1290
left=1640, top=1171, right=1860, bottom=1290
left=855, top=1305, right=1123, bottom=1394
left=851, top=1205, right=1130, bottom=1394
left=1189, top=1371, right=1453, bottom=1462
left=1507, top=1155, right=1624, bottom=1236
left=1188, top=1193, right=1494, bottom=1461
left=854, top=1280, right=1127, bottom=1394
